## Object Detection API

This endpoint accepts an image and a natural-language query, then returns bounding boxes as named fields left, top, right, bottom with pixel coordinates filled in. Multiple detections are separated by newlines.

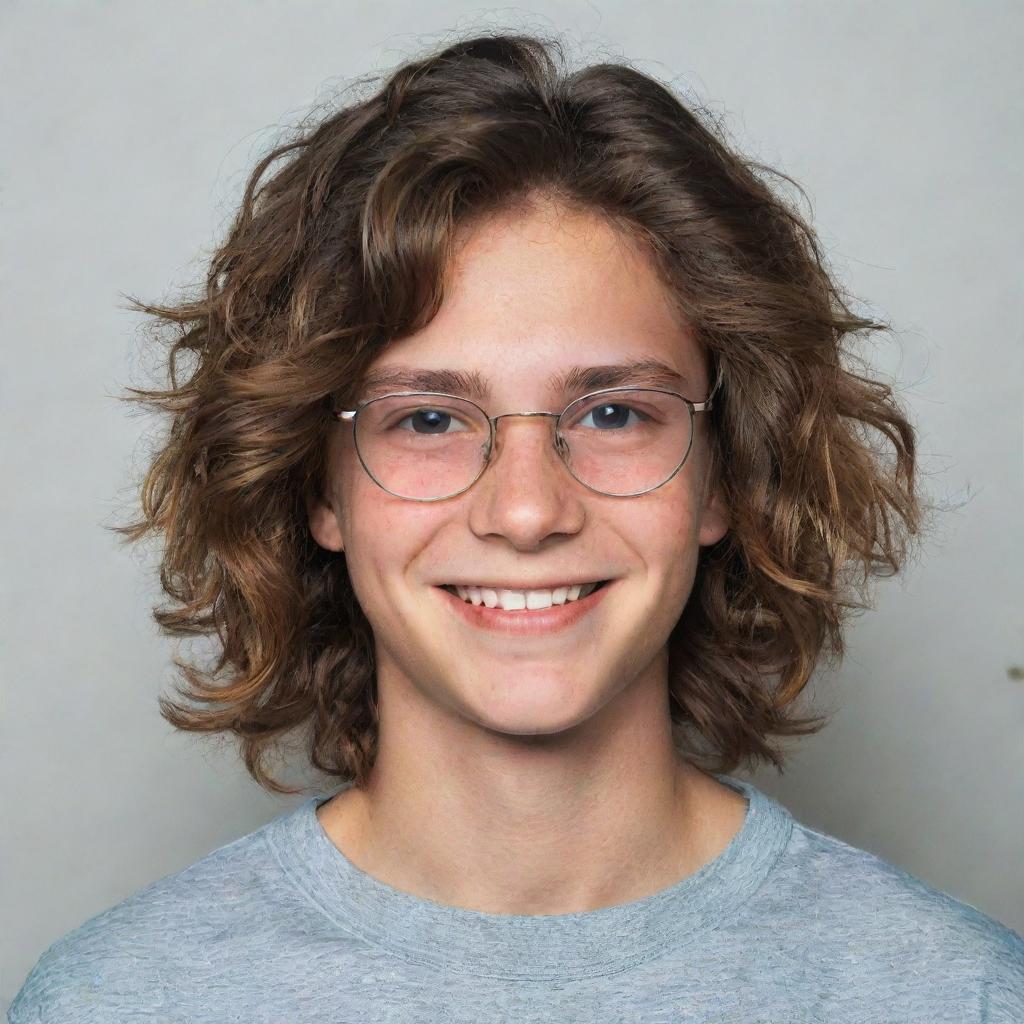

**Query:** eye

left=573, top=401, right=648, bottom=431
left=393, top=407, right=473, bottom=434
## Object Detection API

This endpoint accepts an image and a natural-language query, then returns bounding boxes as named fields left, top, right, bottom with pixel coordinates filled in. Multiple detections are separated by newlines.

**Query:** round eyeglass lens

left=558, top=388, right=693, bottom=496
left=354, top=394, right=491, bottom=500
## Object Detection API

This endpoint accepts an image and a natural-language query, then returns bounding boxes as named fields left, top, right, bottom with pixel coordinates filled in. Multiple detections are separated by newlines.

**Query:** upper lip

left=438, top=579, right=610, bottom=590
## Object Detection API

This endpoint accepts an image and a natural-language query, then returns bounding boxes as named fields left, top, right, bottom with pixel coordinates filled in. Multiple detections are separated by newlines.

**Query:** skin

left=306, top=197, right=748, bottom=916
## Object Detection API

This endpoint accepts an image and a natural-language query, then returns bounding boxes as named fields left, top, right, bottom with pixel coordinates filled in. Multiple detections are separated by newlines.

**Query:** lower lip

left=436, top=582, right=613, bottom=635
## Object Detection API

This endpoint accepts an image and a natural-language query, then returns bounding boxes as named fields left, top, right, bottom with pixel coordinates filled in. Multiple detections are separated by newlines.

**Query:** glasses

left=330, top=386, right=714, bottom=501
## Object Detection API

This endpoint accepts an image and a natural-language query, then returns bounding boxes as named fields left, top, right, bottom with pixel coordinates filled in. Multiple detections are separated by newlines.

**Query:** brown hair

left=114, top=32, right=924, bottom=795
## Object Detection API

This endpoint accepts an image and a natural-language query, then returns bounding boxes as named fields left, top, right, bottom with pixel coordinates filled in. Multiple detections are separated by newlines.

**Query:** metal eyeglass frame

left=330, top=384, right=715, bottom=501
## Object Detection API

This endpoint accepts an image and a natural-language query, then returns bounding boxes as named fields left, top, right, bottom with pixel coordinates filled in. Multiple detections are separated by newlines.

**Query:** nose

left=466, top=413, right=586, bottom=551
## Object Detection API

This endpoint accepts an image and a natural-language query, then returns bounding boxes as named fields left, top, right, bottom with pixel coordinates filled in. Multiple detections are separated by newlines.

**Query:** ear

left=305, top=486, right=345, bottom=553
left=697, top=476, right=730, bottom=548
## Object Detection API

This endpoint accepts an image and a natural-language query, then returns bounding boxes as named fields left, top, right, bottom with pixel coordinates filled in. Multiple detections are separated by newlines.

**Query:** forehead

left=359, top=202, right=705, bottom=401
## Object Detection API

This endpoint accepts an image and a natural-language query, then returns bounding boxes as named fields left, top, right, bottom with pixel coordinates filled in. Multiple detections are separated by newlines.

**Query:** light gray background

left=2, top=0, right=1022, bottom=1010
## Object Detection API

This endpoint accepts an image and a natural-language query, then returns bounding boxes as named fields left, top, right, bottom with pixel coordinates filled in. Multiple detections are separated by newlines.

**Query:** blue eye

left=575, top=402, right=646, bottom=430
left=394, top=408, right=472, bottom=434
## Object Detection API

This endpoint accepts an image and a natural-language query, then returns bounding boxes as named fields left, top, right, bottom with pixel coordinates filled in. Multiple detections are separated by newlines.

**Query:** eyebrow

left=356, top=358, right=691, bottom=403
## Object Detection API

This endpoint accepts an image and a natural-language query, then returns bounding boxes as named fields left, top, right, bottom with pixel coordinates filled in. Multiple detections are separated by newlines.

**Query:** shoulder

left=768, top=817, right=1024, bottom=1019
left=7, top=806, right=303, bottom=1024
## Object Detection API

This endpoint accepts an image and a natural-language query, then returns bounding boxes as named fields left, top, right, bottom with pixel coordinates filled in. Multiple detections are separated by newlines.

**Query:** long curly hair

left=113, top=32, right=924, bottom=795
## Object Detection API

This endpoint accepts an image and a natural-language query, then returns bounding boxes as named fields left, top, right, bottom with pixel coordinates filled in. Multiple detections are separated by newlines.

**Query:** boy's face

left=308, top=202, right=728, bottom=741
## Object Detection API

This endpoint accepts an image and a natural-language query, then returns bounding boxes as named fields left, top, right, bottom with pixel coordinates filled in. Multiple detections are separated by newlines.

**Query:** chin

left=453, top=667, right=608, bottom=737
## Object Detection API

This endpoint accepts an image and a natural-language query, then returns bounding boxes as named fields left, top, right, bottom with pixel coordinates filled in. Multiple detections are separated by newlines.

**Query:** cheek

left=332, top=452, right=391, bottom=599
left=334, top=435, right=399, bottom=548
left=632, top=489, right=704, bottom=596
left=339, top=464, right=440, bottom=610
left=644, top=476, right=704, bottom=550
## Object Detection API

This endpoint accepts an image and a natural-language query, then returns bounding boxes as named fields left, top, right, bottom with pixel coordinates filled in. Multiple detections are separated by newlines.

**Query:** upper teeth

left=451, top=582, right=600, bottom=610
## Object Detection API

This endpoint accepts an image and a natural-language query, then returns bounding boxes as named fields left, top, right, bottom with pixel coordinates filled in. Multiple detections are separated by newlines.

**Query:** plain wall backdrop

left=2, top=0, right=1022, bottom=1010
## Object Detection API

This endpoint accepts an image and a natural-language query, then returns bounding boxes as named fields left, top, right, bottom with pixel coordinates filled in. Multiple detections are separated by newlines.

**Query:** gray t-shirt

left=9, top=774, right=1024, bottom=1022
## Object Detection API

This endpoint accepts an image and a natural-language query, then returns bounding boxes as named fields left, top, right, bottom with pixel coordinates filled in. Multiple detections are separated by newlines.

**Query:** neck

left=316, top=660, right=748, bottom=915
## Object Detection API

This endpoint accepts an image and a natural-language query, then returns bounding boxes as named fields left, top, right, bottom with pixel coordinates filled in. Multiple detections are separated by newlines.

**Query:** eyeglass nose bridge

left=482, top=410, right=571, bottom=467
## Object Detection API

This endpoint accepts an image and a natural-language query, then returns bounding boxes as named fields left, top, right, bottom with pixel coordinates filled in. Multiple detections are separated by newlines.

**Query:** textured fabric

left=9, top=774, right=1024, bottom=1022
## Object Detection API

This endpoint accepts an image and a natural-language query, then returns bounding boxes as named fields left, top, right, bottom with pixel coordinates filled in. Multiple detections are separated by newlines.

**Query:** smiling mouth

left=437, top=580, right=612, bottom=611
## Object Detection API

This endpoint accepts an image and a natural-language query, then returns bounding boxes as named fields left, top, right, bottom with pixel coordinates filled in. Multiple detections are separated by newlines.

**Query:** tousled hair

left=114, top=32, right=924, bottom=794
